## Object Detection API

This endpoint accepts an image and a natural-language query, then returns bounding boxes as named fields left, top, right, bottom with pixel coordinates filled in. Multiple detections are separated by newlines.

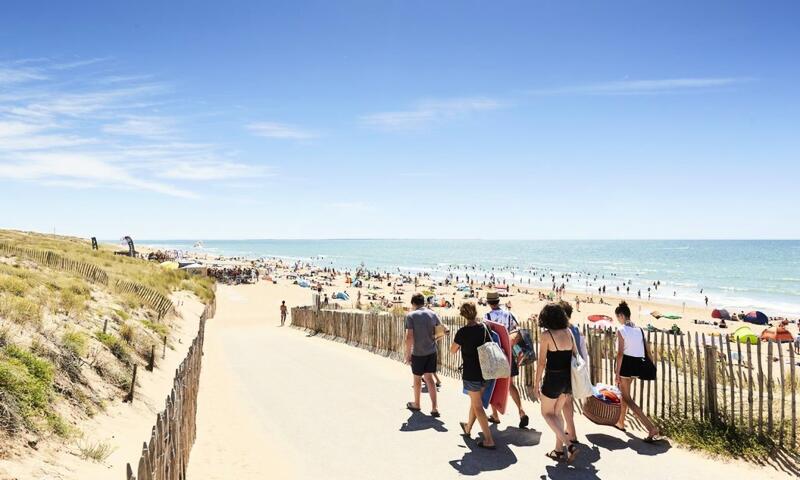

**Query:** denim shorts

left=463, top=379, right=487, bottom=392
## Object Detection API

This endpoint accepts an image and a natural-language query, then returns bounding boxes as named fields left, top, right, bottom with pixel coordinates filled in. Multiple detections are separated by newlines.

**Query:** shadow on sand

left=585, top=432, right=671, bottom=456
left=399, top=410, right=448, bottom=433
left=449, top=426, right=542, bottom=476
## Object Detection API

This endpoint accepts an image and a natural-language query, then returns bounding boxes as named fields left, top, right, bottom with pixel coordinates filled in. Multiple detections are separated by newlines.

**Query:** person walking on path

left=560, top=300, right=588, bottom=445
left=484, top=291, right=528, bottom=428
left=280, top=300, right=288, bottom=326
left=450, top=302, right=496, bottom=450
left=613, top=301, right=661, bottom=442
left=404, top=293, right=447, bottom=417
left=533, top=303, right=579, bottom=463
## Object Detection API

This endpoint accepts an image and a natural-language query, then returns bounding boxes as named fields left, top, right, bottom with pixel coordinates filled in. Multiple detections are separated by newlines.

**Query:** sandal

left=406, top=402, right=420, bottom=411
left=566, top=444, right=579, bottom=463
left=488, top=415, right=500, bottom=424
left=519, top=414, right=529, bottom=429
left=545, top=450, right=563, bottom=461
left=643, top=433, right=663, bottom=443
left=430, top=410, right=440, bottom=418
left=612, top=424, right=626, bottom=433
left=459, top=422, right=471, bottom=437
left=477, top=440, right=496, bottom=450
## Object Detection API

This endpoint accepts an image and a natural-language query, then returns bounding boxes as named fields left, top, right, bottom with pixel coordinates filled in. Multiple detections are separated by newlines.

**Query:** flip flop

left=488, top=416, right=500, bottom=424
left=459, top=422, right=470, bottom=437
left=545, top=450, right=563, bottom=461
left=519, top=415, right=529, bottom=429
left=567, top=444, right=579, bottom=463
left=612, top=425, right=626, bottom=433
left=406, top=402, right=420, bottom=411
left=477, top=441, right=496, bottom=450
left=430, top=410, right=441, bottom=418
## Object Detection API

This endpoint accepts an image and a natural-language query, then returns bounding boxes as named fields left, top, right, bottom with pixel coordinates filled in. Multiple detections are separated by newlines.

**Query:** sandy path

left=186, top=283, right=796, bottom=480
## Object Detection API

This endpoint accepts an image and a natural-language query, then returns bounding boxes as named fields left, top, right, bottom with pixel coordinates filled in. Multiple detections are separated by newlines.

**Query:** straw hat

left=486, top=291, right=500, bottom=303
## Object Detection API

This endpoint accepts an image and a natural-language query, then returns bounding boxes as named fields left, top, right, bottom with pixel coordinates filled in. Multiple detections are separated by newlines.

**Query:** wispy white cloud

left=156, top=160, right=271, bottom=181
left=327, top=201, right=375, bottom=212
left=0, top=151, right=197, bottom=198
left=528, top=77, right=750, bottom=96
left=360, top=97, right=504, bottom=131
left=0, top=67, right=47, bottom=85
left=0, top=58, right=265, bottom=198
left=102, top=115, right=176, bottom=139
left=247, top=121, right=317, bottom=140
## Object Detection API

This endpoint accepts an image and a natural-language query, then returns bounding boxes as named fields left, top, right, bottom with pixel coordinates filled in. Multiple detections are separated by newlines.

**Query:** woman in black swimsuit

left=533, top=304, right=579, bottom=463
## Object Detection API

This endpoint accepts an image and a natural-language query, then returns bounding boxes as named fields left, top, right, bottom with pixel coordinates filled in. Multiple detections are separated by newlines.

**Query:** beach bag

left=639, top=329, right=657, bottom=381
left=478, top=324, right=510, bottom=380
left=584, top=395, right=621, bottom=426
left=512, top=329, right=535, bottom=366
left=570, top=348, right=594, bottom=399
left=434, top=324, right=446, bottom=340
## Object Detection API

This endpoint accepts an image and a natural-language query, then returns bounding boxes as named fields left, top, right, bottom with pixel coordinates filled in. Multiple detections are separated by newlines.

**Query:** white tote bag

left=570, top=332, right=594, bottom=399
left=478, top=324, right=511, bottom=380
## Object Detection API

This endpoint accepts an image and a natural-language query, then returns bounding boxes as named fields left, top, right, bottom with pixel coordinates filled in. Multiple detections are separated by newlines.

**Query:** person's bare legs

left=423, top=373, right=438, bottom=413
left=411, top=374, right=422, bottom=408
left=618, top=377, right=658, bottom=436
left=563, top=395, right=577, bottom=442
left=510, top=383, right=527, bottom=420
left=467, top=390, right=494, bottom=446
left=552, top=394, right=570, bottom=451
left=540, top=394, right=571, bottom=453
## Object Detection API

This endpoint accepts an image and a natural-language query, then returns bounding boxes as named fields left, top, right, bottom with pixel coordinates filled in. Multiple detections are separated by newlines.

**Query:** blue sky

left=1, top=1, right=798, bottom=239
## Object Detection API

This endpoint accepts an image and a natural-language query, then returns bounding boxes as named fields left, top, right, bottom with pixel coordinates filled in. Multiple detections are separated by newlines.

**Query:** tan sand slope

left=186, top=282, right=796, bottom=480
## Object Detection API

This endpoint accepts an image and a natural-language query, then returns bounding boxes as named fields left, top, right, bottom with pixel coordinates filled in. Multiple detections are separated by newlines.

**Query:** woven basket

left=583, top=396, right=621, bottom=426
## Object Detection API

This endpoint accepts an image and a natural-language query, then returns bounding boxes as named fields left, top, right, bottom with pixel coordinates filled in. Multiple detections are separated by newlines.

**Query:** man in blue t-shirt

left=404, top=293, right=448, bottom=417
left=484, top=291, right=528, bottom=428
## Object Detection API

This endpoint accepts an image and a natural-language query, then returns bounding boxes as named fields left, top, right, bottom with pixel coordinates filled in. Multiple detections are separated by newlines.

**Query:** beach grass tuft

left=656, top=417, right=772, bottom=458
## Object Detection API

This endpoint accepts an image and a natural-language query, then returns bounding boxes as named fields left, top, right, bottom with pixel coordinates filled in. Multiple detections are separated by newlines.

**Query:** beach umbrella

left=760, top=326, right=794, bottom=343
left=587, top=314, right=612, bottom=323
left=744, top=311, right=769, bottom=325
left=732, top=326, right=759, bottom=344
left=591, top=319, right=614, bottom=330
left=712, top=309, right=731, bottom=320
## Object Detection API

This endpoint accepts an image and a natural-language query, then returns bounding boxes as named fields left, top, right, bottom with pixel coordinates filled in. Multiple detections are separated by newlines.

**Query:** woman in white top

left=614, top=301, right=661, bottom=442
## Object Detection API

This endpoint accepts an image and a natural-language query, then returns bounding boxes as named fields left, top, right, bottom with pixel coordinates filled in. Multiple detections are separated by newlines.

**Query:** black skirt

left=619, top=355, right=648, bottom=378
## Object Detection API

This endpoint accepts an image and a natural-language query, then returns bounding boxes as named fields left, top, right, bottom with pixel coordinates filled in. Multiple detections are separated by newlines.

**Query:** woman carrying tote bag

left=613, top=301, right=662, bottom=442
left=533, top=304, right=579, bottom=463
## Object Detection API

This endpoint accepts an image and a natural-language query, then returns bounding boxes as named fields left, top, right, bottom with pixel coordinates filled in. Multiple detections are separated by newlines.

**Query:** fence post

left=704, top=345, right=718, bottom=425
left=125, top=364, right=138, bottom=403
left=103, top=318, right=108, bottom=334
left=147, top=345, right=155, bottom=372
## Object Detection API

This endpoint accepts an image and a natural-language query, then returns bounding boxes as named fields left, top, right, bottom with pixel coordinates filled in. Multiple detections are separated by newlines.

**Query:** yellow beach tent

left=732, top=326, right=758, bottom=344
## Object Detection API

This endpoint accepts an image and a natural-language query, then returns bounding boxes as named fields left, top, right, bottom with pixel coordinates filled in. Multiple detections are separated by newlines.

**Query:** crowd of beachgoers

left=139, top=248, right=800, bottom=465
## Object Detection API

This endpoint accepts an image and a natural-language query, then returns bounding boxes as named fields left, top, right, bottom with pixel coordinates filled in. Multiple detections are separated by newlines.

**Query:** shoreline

left=138, top=241, right=800, bottom=319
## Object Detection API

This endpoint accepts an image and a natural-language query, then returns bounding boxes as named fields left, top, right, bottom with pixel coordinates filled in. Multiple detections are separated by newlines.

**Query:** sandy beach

left=185, top=281, right=797, bottom=479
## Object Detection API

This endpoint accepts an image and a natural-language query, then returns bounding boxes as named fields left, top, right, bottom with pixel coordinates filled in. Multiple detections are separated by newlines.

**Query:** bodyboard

left=487, top=322, right=511, bottom=414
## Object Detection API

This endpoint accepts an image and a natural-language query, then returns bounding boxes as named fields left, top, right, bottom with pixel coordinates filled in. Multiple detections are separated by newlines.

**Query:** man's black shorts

left=411, top=353, right=437, bottom=376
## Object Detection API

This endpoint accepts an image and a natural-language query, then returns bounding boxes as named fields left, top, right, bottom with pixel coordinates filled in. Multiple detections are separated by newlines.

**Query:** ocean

left=136, top=239, right=800, bottom=316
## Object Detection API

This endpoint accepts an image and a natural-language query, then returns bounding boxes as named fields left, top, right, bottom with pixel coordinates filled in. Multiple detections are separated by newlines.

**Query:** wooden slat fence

left=291, top=307, right=800, bottom=448
left=0, top=241, right=109, bottom=285
left=126, top=295, right=216, bottom=480
left=0, top=241, right=174, bottom=319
